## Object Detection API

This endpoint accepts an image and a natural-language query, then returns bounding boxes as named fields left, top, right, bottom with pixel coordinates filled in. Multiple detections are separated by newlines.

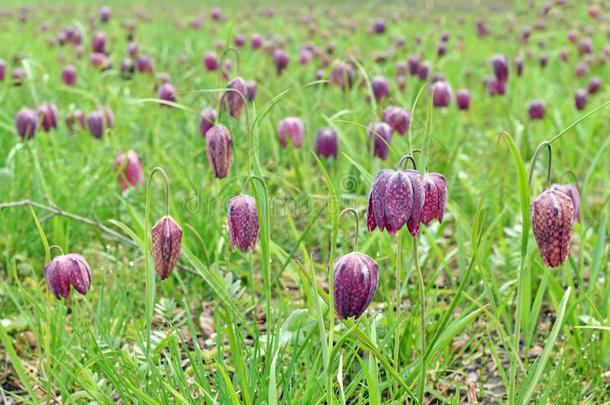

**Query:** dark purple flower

left=334, top=252, right=379, bottom=319
left=408, top=55, right=420, bottom=75
left=531, top=189, right=574, bottom=267
left=127, top=42, right=139, bottom=58
left=44, top=253, right=91, bottom=299
left=87, top=110, right=105, bottom=138
left=476, top=19, right=490, bottom=37
left=371, top=75, right=390, bottom=102
left=431, top=81, right=452, bottom=108
left=528, top=100, right=545, bottom=120
left=224, top=77, right=248, bottom=118
left=421, top=173, right=447, bottom=225
left=38, top=103, right=58, bottom=132
left=100, top=6, right=111, bottom=23
left=491, top=54, right=509, bottom=82
left=151, top=215, right=183, bottom=280
left=16, top=108, right=37, bottom=140
left=539, top=55, right=548, bottom=68
left=251, top=34, right=263, bottom=49
left=234, top=35, right=245, bottom=48
left=456, top=89, right=470, bottom=110
left=246, top=80, right=257, bottom=101
left=66, top=109, right=85, bottom=132
left=277, top=117, right=304, bottom=148
left=0, top=59, right=5, bottom=81
left=136, top=55, right=154, bottom=73
left=574, top=89, right=587, bottom=110
left=515, top=57, right=524, bottom=76
left=90, top=53, right=112, bottom=70
left=315, top=128, right=338, bottom=158
left=205, top=125, right=232, bottom=179
left=417, top=61, right=430, bottom=80
left=273, top=49, right=289, bottom=75
left=199, top=108, right=216, bottom=137
left=61, top=65, right=77, bottom=86
left=329, top=62, right=354, bottom=90
left=373, top=17, right=386, bottom=34
left=368, top=122, right=393, bottom=160
left=382, top=106, right=410, bottom=135
left=115, top=150, right=144, bottom=190
left=299, top=49, right=313, bottom=65
left=203, top=52, right=219, bottom=71
left=551, top=184, right=580, bottom=220
left=227, top=195, right=259, bottom=252
left=91, top=31, right=107, bottom=54
left=587, top=77, right=601, bottom=95
left=437, top=42, right=447, bottom=57
left=157, top=82, right=177, bottom=105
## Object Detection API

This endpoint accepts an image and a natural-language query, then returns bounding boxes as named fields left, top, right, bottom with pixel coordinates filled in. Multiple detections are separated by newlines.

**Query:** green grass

left=1, top=0, right=609, bottom=403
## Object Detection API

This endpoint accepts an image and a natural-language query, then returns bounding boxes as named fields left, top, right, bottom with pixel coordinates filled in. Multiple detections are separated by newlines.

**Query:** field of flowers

left=0, top=0, right=609, bottom=403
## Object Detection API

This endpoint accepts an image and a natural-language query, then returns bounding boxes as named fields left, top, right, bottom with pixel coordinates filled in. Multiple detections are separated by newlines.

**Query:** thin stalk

left=413, top=241, right=426, bottom=403
left=393, top=232, right=402, bottom=394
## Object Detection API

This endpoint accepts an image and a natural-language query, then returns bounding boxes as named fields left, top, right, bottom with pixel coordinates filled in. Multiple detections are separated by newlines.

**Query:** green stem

left=393, top=232, right=402, bottom=394
left=413, top=240, right=425, bottom=403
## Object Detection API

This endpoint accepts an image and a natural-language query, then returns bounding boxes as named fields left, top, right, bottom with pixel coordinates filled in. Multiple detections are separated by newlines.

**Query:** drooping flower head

left=315, top=128, right=338, bottom=158
left=531, top=189, right=574, bottom=267
left=38, top=103, right=58, bottom=132
left=115, top=150, right=144, bottom=190
left=382, top=106, right=410, bottom=135
left=456, top=89, right=470, bottom=110
left=205, top=125, right=232, bottom=179
left=368, top=122, right=392, bottom=160
left=227, top=195, right=259, bottom=252
left=551, top=184, right=580, bottom=220
left=16, top=108, right=38, bottom=140
left=151, top=215, right=183, bottom=280
left=420, top=173, right=448, bottom=225
left=431, top=80, right=452, bottom=107
left=224, top=77, right=248, bottom=118
left=199, top=107, right=217, bottom=137
left=277, top=117, right=304, bottom=148
left=334, top=252, right=379, bottom=319
left=44, top=253, right=91, bottom=299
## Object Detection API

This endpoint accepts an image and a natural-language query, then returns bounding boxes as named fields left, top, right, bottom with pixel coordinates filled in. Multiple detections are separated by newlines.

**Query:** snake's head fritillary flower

left=205, top=125, right=233, bottom=179
left=45, top=253, right=91, bottom=299
left=61, top=65, right=77, bottom=86
left=437, top=42, right=447, bottom=57
left=578, top=38, right=592, bottom=55
left=211, top=7, right=223, bottom=21
left=66, top=109, right=85, bottom=132
left=115, top=150, right=144, bottom=190
left=234, top=35, right=245, bottom=48
left=404, top=170, right=425, bottom=237
left=16, top=108, right=38, bottom=140
left=456, top=89, right=470, bottom=110
left=90, top=53, right=112, bottom=70
left=528, top=100, right=545, bottom=120
left=273, top=49, right=289, bottom=75
left=368, top=122, right=392, bottom=160
left=151, top=215, right=183, bottom=280
left=203, top=52, right=219, bottom=71
left=100, top=6, right=111, bottom=23
left=408, top=55, right=420, bottom=75
left=574, top=89, right=587, bottom=111
left=157, top=82, right=177, bottom=105
left=92, top=31, right=107, bottom=54
left=38, top=103, right=58, bottom=132
left=431, top=81, right=452, bottom=108
left=315, top=128, right=338, bottom=158
left=531, top=189, right=574, bottom=267
left=334, top=252, right=379, bottom=320
left=120, top=58, right=135, bottom=79
left=491, top=54, right=508, bottom=82
left=199, top=107, right=217, bottom=137
left=373, top=17, right=386, bottom=34
left=587, top=77, right=601, bottom=95
left=225, top=77, right=247, bottom=118
left=251, top=34, right=263, bottom=49
left=128, top=42, right=139, bottom=58
left=421, top=173, right=447, bottom=225
left=277, top=117, right=304, bottom=148
left=417, top=61, right=430, bottom=80
left=246, top=80, right=257, bottom=101
left=227, top=195, right=259, bottom=252
left=136, top=55, right=154, bottom=73
left=551, top=184, right=580, bottom=220
left=300, top=49, right=313, bottom=65
left=371, top=75, right=390, bottom=102
left=329, top=62, right=354, bottom=90
left=87, top=110, right=105, bottom=138
left=382, top=106, right=410, bottom=135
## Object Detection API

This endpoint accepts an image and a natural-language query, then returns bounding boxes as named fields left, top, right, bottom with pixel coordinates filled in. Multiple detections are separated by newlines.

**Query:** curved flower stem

left=528, top=141, right=552, bottom=189
left=220, top=47, right=241, bottom=76
left=413, top=240, right=426, bottom=404
left=149, top=167, right=171, bottom=216
left=48, top=244, right=64, bottom=256
left=398, top=149, right=422, bottom=171
left=338, top=207, right=359, bottom=251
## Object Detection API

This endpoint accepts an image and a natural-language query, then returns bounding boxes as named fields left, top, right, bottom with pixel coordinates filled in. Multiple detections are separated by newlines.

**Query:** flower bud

left=234, top=35, right=245, bottom=48
left=491, top=54, right=509, bottom=82
left=315, top=128, right=338, bottom=158
left=199, top=107, right=216, bottom=137
left=151, top=216, right=183, bottom=280
left=157, top=82, right=177, bottom=104
left=38, top=103, right=58, bottom=132
left=273, top=49, right=289, bottom=75
left=203, top=52, right=219, bottom=71
left=551, top=184, right=580, bottom=220
left=421, top=173, right=447, bottom=225
left=368, top=122, right=392, bottom=160
left=115, top=150, right=144, bottom=190
left=371, top=75, right=390, bottom=102
left=205, top=125, right=233, bottom=178
left=16, top=108, right=37, bottom=140
left=224, top=77, right=247, bottom=118
left=100, top=6, right=111, bottom=23
left=87, top=110, right=105, bottom=138
left=528, top=100, right=545, bottom=120
left=334, top=252, right=379, bottom=320
left=587, top=77, right=601, bottom=95
left=531, top=189, right=574, bottom=267
left=45, top=253, right=91, bottom=299
left=92, top=31, right=107, bottom=54
left=227, top=195, right=259, bottom=252
left=431, top=80, right=452, bottom=108
left=277, top=117, right=304, bottom=148
left=382, top=106, right=410, bottom=135
left=574, top=89, right=587, bottom=111
left=456, top=89, right=470, bottom=110
left=61, top=65, right=77, bottom=86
